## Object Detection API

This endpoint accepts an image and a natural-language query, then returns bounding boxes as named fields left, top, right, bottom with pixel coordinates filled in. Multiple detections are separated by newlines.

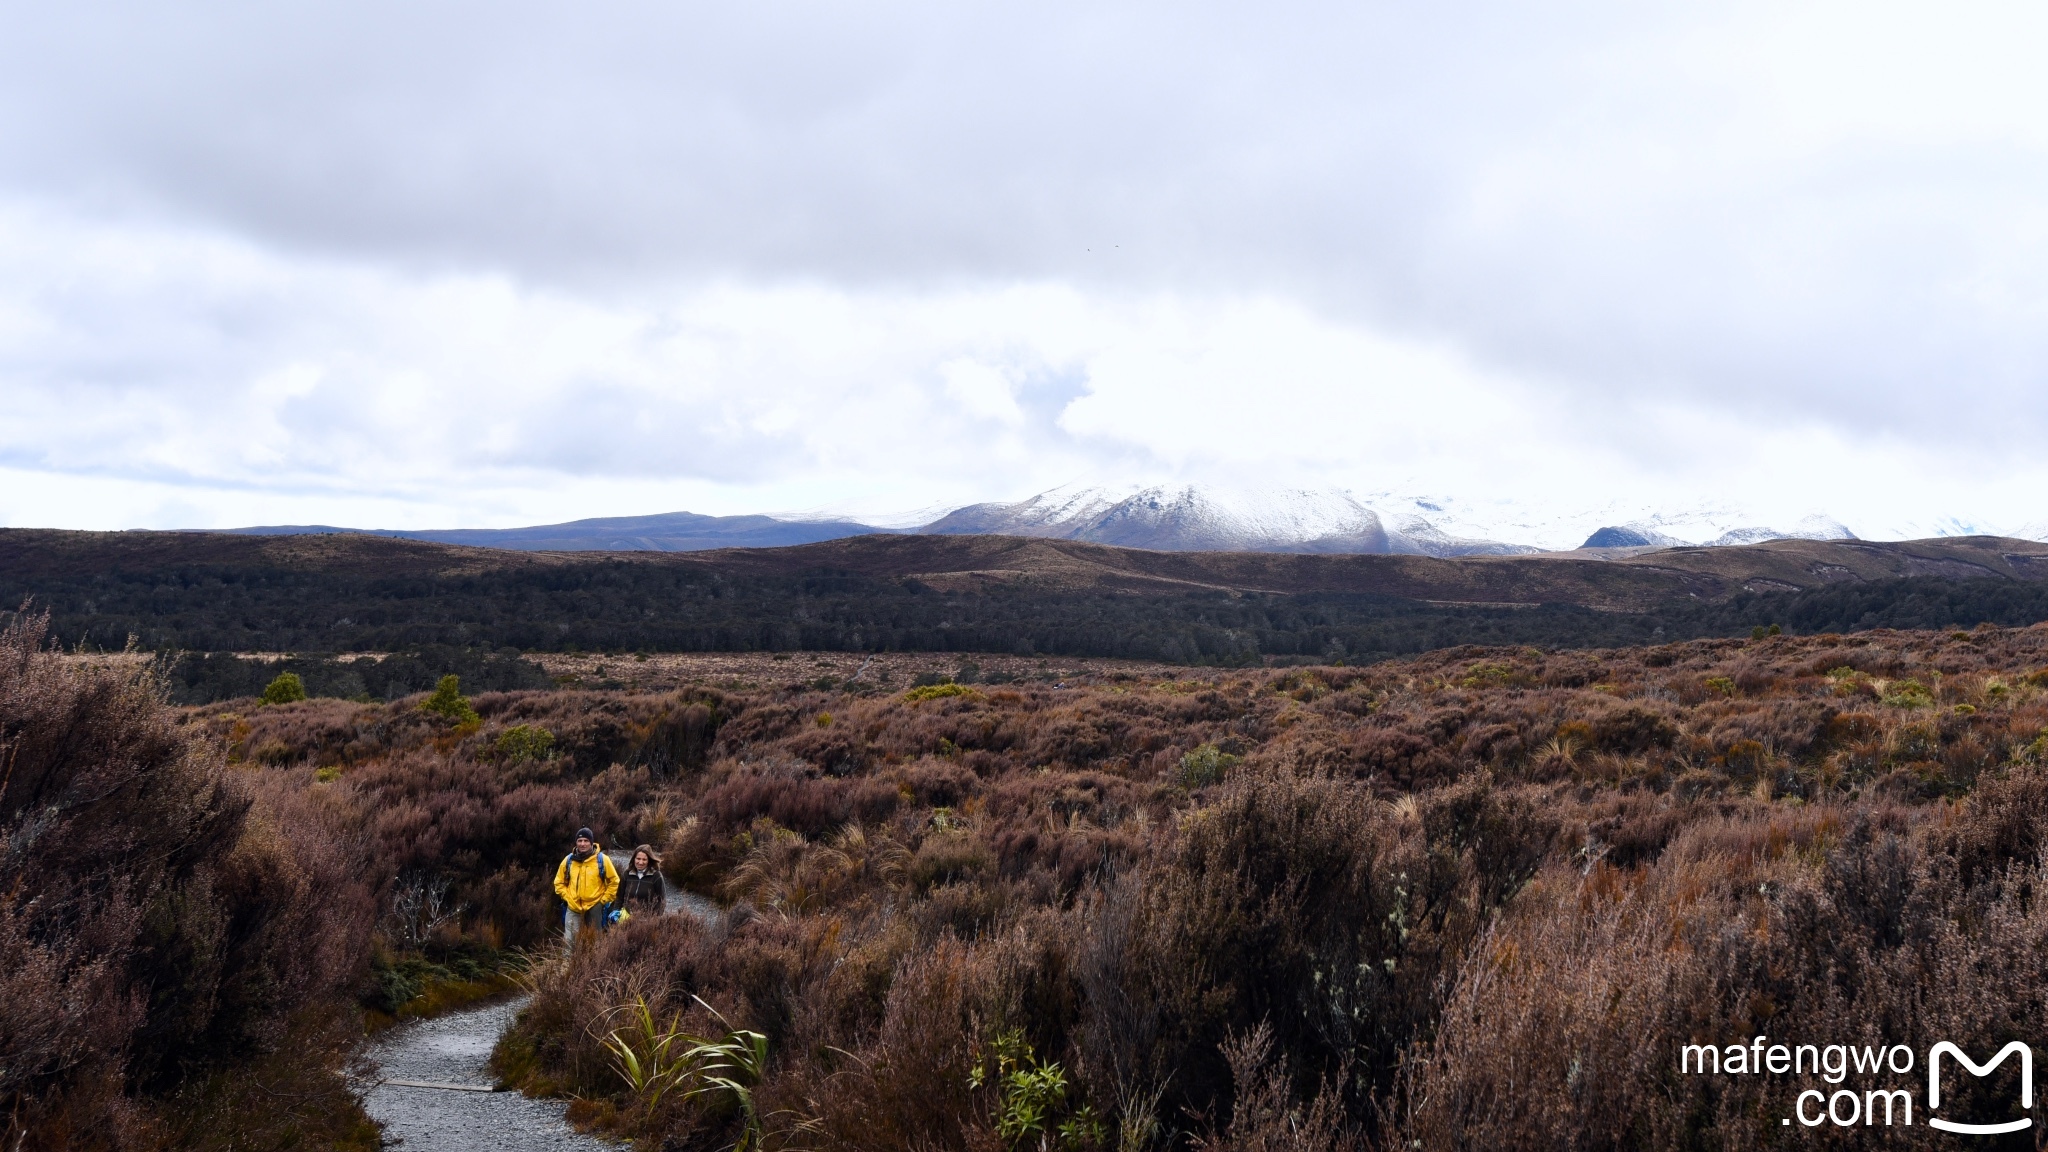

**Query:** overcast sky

left=3, top=1, right=2046, bottom=538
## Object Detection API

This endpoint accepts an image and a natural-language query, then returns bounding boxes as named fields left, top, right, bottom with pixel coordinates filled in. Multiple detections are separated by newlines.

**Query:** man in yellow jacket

left=555, top=827, right=620, bottom=950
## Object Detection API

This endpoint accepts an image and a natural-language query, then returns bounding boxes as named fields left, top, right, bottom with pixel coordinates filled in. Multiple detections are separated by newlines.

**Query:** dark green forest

left=9, top=555, right=2048, bottom=702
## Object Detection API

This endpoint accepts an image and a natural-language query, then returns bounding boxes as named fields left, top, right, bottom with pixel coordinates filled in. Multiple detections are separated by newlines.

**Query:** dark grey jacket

left=618, top=868, right=666, bottom=915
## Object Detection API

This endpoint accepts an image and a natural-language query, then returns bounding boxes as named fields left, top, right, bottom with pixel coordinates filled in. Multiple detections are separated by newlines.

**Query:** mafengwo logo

left=1680, top=1037, right=2033, bottom=1132
left=1928, top=1043, right=2031, bottom=1136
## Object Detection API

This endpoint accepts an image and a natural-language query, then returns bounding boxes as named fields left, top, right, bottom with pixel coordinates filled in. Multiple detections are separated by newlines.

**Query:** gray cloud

left=2, top=1, right=2047, bottom=527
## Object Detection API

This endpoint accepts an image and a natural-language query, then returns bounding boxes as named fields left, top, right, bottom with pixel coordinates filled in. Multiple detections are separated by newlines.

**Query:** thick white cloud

left=1, top=1, right=2045, bottom=534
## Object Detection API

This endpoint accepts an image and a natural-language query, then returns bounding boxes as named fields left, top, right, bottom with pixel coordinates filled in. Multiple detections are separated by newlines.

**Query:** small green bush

left=259, top=670, right=307, bottom=705
left=1179, top=742, right=1241, bottom=788
left=905, top=682, right=976, bottom=703
left=493, top=724, right=554, bottom=762
left=1703, top=676, right=1736, bottom=697
left=1457, top=663, right=1528, bottom=690
left=420, top=674, right=479, bottom=724
left=2015, top=732, right=2048, bottom=766
left=1883, top=679, right=1935, bottom=709
left=364, top=954, right=432, bottom=1015
left=969, top=1028, right=1104, bottom=1151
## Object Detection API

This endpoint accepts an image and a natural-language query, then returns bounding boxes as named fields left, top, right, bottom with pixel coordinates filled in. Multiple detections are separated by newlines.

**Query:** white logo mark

left=1928, top=1041, right=2033, bottom=1135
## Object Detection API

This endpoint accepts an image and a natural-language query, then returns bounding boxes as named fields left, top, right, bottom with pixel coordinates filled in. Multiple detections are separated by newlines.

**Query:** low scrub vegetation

left=16, top=534, right=2048, bottom=667
left=17, top=613, right=2048, bottom=1149
left=492, top=622, right=2048, bottom=1149
left=0, top=613, right=381, bottom=1151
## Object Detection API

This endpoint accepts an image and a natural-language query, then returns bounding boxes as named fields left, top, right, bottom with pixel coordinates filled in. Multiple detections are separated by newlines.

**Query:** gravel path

left=363, top=997, right=617, bottom=1151
left=363, top=884, right=721, bottom=1150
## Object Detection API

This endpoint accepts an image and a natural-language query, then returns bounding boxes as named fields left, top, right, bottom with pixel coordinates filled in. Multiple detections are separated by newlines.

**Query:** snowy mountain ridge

left=915, top=483, right=1956, bottom=556
left=221, top=486, right=2043, bottom=556
left=919, top=483, right=1532, bottom=556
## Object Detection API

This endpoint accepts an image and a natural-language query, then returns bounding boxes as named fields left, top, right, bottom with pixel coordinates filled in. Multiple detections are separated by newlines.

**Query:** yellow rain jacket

left=554, top=847, right=620, bottom=913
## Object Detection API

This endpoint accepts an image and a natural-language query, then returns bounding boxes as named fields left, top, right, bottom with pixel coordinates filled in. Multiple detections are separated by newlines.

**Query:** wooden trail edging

left=380, top=1079, right=499, bottom=1093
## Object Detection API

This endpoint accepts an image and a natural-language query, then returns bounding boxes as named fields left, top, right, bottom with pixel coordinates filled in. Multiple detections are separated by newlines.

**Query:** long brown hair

left=629, top=843, right=661, bottom=872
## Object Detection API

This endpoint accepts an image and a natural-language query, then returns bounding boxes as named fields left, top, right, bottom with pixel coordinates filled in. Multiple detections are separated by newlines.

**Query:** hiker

left=554, top=827, right=619, bottom=950
left=618, top=844, right=667, bottom=917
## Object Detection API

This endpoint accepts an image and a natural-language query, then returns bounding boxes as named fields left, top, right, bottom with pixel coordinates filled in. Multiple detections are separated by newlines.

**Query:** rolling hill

left=686, top=531, right=2048, bottom=607
left=6, top=527, right=2048, bottom=671
left=15, top=528, right=2048, bottom=606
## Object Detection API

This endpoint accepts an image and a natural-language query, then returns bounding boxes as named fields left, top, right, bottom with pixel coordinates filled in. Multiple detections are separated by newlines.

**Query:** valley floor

left=521, top=648, right=1190, bottom=692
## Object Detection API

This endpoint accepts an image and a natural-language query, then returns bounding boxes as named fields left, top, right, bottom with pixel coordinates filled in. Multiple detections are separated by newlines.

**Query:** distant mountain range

left=208, top=483, right=2042, bottom=556
left=222, top=511, right=880, bottom=552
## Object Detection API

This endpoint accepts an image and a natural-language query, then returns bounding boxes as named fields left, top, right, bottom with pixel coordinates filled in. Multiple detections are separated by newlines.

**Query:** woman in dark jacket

left=618, top=844, right=667, bottom=917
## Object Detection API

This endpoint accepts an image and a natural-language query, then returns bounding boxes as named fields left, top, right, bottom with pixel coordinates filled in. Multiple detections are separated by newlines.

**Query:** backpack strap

left=563, top=852, right=612, bottom=885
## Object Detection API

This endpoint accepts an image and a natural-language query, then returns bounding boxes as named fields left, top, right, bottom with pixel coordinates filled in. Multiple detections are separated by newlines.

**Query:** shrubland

left=14, top=530, right=2048, bottom=669
left=0, top=613, right=381, bottom=1151
left=17, top=612, right=2048, bottom=1149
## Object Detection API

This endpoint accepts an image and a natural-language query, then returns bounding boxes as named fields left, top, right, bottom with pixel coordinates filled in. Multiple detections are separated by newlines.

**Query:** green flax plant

left=601, top=994, right=815, bottom=1151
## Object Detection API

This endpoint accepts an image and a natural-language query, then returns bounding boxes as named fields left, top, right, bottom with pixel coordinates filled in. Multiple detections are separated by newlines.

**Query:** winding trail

left=363, top=874, right=719, bottom=1149
left=363, top=997, right=614, bottom=1151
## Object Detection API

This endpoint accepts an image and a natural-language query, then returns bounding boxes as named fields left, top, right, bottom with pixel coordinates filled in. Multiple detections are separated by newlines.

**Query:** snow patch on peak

left=918, top=482, right=1875, bottom=556
left=920, top=483, right=1542, bottom=556
left=1704, top=515, right=1859, bottom=547
left=1789, top=514, right=1859, bottom=540
left=1381, top=513, right=1539, bottom=557
left=1049, top=484, right=1393, bottom=553
left=1706, top=527, right=1787, bottom=547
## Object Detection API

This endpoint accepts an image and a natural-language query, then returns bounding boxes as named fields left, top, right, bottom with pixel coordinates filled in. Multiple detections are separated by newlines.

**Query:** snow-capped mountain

left=920, top=484, right=1534, bottom=557
left=224, top=484, right=2037, bottom=556
left=1582, top=514, right=1858, bottom=550
left=916, top=484, right=1876, bottom=555
left=1336, top=494, right=1876, bottom=553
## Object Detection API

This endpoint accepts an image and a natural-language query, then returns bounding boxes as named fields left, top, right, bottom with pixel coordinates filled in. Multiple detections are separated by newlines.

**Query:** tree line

left=7, top=556, right=2048, bottom=680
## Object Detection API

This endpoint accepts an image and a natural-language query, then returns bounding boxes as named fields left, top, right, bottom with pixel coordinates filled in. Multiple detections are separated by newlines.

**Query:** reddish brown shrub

left=1, top=613, right=377, bottom=1150
left=698, top=762, right=901, bottom=837
left=111, top=623, right=2048, bottom=1151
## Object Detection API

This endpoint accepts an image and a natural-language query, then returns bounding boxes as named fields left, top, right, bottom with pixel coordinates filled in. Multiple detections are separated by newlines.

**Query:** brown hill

left=0, top=528, right=568, bottom=580
left=3, top=528, right=2045, bottom=612
left=685, top=532, right=2048, bottom=608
